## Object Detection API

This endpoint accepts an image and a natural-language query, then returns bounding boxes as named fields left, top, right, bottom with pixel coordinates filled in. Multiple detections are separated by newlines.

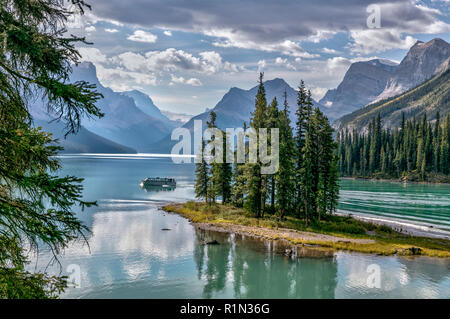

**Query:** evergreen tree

left=267, top=97, right=279, bottom=213
left=294, top=80, right=308, bottom=218
left=232, top=122, right=247, bottom=207
left=244, top=73, right=267, bottom=217
left=275, top=91, right=295, bottom=219
left=0, top=0, right=103, bottom=298
left=337, top=113, right=450, bottom=181
left=206, top=111, right=232, bottom=204
left=316, top=109, right=339, bottom=220
left=195, top=139, right=210, bottom=203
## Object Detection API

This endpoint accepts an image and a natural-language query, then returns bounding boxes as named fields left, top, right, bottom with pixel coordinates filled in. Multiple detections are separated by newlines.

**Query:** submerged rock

left=202, top=240, right=220, bottom=245
left=407, top=247, right=423, bottom=256
left=285, top=249, right=294, bottom=257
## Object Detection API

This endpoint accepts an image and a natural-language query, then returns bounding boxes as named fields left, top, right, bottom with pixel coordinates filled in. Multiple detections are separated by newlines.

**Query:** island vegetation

left=195, top=74, right=339, bottom=225
left=165, top=73, right=450, bottom=258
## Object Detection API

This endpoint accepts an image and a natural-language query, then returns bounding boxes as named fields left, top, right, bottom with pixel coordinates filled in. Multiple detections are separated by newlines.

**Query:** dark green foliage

left=0, top=1, right=103, bottom=298
left=338, top=113, right=450, bottom=181
left=195, top=111, right=233, bottom=204
left=196, top=75, right=339, bottom=226
left=275, top=91, right=295, bottom=219
left=244, top=73, right=268, bottom=217
left=195, top=140, right=209, bottom=203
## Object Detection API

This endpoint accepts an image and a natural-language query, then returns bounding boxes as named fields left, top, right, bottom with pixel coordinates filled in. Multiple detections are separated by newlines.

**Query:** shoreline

left=340, top=176, right=450, bottom=185
left=335, top=210, right=450, bottom=240
left=162, top=202, right=450, bottom=258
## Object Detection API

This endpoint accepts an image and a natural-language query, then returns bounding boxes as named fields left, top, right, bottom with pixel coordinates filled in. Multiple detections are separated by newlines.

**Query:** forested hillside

left=337, top=113, right=450, bottom=182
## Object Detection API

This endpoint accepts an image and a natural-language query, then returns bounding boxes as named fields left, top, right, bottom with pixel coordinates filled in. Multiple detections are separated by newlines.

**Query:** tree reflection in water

left=193, top=229, right=338, bottom=298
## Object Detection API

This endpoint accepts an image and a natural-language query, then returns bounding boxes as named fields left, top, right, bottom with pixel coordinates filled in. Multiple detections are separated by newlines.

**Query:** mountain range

left=30, top=38, right=449, bottom=154
left=319, top=59, right=398, bottom=120
left=31, top=62, right=177, bottom=152
left=335, top=66, right=449, bottom=132
left=146, top=77, right=328, bottom=153
left=375, top=38, right=450, bottom=102
left=320, top=38, right=450, bottom=121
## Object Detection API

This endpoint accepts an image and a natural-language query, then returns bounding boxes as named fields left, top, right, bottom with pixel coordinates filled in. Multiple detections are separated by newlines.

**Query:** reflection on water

left=141, top=185, right=177, bottom=193
left=32, top=200, right=449, bottom=299
left=28, top=155, right=450, bottom=299
left=194, top=231, right=338, bottom=298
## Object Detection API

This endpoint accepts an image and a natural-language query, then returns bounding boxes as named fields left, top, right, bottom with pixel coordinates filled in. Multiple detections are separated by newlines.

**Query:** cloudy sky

left=68, top=0, right=450, bottom=115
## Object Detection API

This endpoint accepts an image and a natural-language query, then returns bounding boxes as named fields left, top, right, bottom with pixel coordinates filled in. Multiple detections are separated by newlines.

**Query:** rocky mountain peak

left=376, top=38, right=450, bottom=101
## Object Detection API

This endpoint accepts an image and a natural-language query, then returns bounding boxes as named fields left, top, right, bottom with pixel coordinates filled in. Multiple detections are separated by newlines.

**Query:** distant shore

left=340, top=175, right=450, bottom=184
left=163, top=202, right=450, bottom=258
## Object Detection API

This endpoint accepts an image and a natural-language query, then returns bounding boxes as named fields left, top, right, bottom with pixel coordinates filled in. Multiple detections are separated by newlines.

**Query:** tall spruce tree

left=244, top=73, right=267, bottom=217
left=267, top=97, right=279, bottom=213
left=232, top=122, right=247, bottom=207
left=195, top=139, right=210, bottom=204
left=294, top=80, right=308, bottom=218
left=0, top=0, right=103, bottom=298
left=275, top=91, right=295, bottom=219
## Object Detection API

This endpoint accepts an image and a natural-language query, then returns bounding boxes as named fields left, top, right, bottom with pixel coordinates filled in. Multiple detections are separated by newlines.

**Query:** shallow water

left=339, top=179, right=450, bottom=237
left=31, top=154, right=450, bottom=298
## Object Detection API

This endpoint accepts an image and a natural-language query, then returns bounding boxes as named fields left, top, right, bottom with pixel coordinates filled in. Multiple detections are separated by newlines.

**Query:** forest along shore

left=162, top=202, right=450, bottom=258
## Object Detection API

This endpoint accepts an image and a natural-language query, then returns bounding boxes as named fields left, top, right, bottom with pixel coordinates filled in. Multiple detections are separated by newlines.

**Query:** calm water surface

left=32, top=154, right=450, bottom=298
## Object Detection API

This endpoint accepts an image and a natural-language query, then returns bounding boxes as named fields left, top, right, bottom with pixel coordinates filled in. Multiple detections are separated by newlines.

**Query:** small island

left=163, top=202, right=450, bottom=258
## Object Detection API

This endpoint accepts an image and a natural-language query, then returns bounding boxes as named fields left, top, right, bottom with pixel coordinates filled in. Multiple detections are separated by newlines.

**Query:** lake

left=31, top=154, right=450, bottom=298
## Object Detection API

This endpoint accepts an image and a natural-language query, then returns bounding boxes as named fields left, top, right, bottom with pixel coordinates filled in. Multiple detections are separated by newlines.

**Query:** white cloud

left=310, top=87, right=328, bottom=101
left=89, top=0, right=450, bottom=55
left=212, top=34, right=317, bottom=58
left=257, top=60, right=266, bottom=72
left=275, top=57, right=296, bottom=70
left=186, top=78, right=203, bottom=86
left=322, top=48, right=339, bottom=54
left=95, top=64, right=158, bottom=91
left=350, top=30, right=417, bottom=54
left=326, top=57, right=352, bottom=70
left=127, top=30, right=158, bottom=43
left=114, top=48, right=238, bottom=75
left=306, top=31, right=337, bottom=43
left=78, top=47, right=108, bottom=64
left=164, top=30, right=173, bottom=36
left=169, top=75, right=203, bottom=86
left=105, top=28, right=119, bottom=33
left=85, top=25, right=96, bottom=33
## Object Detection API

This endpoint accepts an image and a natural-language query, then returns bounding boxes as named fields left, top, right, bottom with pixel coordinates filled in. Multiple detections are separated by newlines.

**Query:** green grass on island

left=163, top=201, right=450, bottom=258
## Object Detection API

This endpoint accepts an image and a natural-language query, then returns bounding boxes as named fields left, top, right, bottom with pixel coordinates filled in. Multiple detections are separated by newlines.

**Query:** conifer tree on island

left=0, top=1, right=103, bottom=298
left=195, top=74, right=339, bottom=225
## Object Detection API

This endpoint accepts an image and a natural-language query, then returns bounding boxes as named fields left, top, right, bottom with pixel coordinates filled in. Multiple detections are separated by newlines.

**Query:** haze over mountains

left=31, top=62, right=178, bottom=152
left=30, top=38, right=449, bottom=154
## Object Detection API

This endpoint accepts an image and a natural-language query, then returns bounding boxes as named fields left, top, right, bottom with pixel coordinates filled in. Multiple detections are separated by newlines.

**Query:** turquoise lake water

left=31, top=154, right=450, bottom=298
